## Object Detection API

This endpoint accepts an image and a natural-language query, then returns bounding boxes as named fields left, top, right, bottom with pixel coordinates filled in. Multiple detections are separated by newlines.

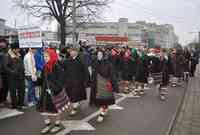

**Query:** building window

left=110, top=26, right=117, bottom=29
left=87, top=25, right=107, bottom=29
left=128, top=26, right=140, bottom=29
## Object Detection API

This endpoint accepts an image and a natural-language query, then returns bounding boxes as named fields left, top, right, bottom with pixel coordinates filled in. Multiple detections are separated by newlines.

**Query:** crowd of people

left=0, top=38, right=199, bottom=134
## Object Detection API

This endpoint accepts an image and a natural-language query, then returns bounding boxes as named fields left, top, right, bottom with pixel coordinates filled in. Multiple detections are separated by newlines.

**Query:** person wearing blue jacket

left=35, top=48, right=45, bottom=72
left=34, top=48, right=45, bottom=86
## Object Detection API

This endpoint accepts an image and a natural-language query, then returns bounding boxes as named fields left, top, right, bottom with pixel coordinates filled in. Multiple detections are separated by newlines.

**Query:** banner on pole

left=18, top=27, right=42, bottom=48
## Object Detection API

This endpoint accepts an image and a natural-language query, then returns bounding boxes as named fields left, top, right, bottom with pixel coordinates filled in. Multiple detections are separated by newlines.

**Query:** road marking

left=0, top=108, right=24, bottom=120
left=61, top=121, right=95, bottom=131
left=109, top=104, right=124, bottom=110
left=57, top=95, right=127, bottom=135
left=116, top=93, right=139, bottom=98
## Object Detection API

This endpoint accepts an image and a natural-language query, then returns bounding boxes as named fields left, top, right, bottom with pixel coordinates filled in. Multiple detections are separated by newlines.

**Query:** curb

left=164, top=80, right=190, bottom=135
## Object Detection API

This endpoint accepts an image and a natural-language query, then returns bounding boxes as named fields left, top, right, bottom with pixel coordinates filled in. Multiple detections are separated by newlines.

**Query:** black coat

left=0, top=52, right=8, bottom=77
left=0, top=52, right=9, bottom=102
left=90, top=58, right=116, bottom=106
left=108, top=56, right=120, bottom=92
left=64, top=56, right=89, bottom=103
left=148, top=56, right=170, bottom=86
left=168, top=55, right=174, bottom=75
left=37, top=64, right=65, bottom=113
left=6, top=50, right=25, bottom=88
left=135, top=56, right=149, bottom=83
left=172, top=54, right=185, bottom=77
left=0, top=52, right=5, bottom=89
left=183, top=51, right=191, bottom=72
left=191, top=51, right=199, bottom=65
left=121, top=58, right=133, bottom=81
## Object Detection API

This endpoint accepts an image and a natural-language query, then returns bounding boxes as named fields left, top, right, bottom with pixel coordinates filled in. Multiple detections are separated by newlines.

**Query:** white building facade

left=65, top=18, right=179, bottom=48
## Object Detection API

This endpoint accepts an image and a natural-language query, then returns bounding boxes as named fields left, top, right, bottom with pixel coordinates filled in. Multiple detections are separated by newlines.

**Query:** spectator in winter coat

left=6, top=43, right=25, bottom=109
left=0, top=38, right=9, bottom=106
left=34, top=48, right=45, bottom=74
left=24, top=48, right=38, bottom=106
left=79, top=47, right=92, bottom=77
left=34, top=48, right=45, bottom=86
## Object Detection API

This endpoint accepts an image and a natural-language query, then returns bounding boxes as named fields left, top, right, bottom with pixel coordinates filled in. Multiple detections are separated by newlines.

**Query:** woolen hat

left=10, top=42, right=19, bottom=49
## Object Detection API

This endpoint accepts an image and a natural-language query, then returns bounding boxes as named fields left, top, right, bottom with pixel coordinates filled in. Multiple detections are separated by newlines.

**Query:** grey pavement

left=172, top=65, right=200, bottom=135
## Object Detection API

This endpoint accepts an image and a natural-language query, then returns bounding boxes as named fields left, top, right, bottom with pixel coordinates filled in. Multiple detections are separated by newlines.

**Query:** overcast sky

left=1, top=0, right=200, bottom=45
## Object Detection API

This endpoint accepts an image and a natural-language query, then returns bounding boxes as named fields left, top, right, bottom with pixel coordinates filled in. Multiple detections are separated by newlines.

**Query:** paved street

left=0, top=82, right=186, bottom=135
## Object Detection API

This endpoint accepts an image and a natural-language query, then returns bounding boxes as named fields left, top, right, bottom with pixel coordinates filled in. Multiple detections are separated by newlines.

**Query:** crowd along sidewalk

left=171, top=64, right=200, bottom=135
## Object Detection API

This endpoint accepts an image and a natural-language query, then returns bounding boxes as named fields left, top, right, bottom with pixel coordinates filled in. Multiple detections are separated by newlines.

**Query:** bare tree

left=13, top=0, right=112, bottom=48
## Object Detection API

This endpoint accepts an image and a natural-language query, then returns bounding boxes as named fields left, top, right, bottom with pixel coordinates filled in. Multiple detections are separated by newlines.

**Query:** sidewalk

left=172, top=65, right=200, bottom=135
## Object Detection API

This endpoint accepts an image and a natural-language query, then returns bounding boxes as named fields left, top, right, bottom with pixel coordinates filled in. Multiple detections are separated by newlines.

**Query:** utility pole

left=72, top=0, right=77, bottom=46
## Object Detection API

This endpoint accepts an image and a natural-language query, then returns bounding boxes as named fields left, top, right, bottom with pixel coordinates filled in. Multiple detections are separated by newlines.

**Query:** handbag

left=45, top=72, right=69, bottom=113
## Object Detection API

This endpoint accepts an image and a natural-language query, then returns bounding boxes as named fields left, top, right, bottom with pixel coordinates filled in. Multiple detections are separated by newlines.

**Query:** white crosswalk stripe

left=0, top=108, right=24, bottom=120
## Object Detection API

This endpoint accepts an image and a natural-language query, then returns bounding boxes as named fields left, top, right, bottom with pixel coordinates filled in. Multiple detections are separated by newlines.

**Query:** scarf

left=131, top=48, right=138, bottom=62
left=45, top=48, right=58, bottom=73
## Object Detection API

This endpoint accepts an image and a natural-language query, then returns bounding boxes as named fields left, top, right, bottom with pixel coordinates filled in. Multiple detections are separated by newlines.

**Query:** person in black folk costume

left=168, top=49, right=178, bottom=87
left=134, top=48, right=149, bottom=97
left=114, top=48, right=122, bottom=82
left=109, top=48, right=120, bottom=93
left=159, top=49, right=170, bottom=97
left=130, top=48, right=139, bottom=91
left=167, top=49, right=174, bottom=83
left=190, top=48, right=199, bottom=77
left=90, top=50, right=116, bottom=123
left=63, top=47, right=90, bottom=116
left=148, top=48, right=169, bottom=100
left=174, top=49, right=185, bottom=83
left=121, top=48, right=133, bottom=94
left=183, top=47, right=191, bottom=81
left=37, top=48, right=68, bottom=134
